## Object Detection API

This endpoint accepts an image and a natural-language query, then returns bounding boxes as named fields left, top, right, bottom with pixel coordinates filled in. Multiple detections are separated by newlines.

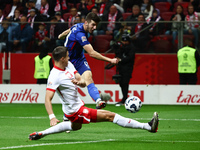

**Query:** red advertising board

left=1, top=84, right=200, bottom=105
left=0, top=53, right=2, bottom=82
left=0, top=53, right=199, bottom=84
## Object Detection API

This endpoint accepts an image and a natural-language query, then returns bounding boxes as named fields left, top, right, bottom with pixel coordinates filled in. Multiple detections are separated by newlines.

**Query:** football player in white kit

left=29, top=46, right=159, bottom=140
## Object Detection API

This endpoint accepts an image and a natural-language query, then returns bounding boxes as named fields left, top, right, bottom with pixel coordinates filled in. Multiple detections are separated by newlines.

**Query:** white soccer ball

left=125, top=96, right=142, bottom=113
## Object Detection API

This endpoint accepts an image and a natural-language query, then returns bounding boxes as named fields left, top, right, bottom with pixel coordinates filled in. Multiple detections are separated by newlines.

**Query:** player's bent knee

left=72, top=123, right=82, bottom=131
left=97, top=110, right=115, bottom=122
left=72, top=126, right=82, bottom=131
left=105, top=112, right=115, bottom=122
left=82, top=71, right=93, bottom=84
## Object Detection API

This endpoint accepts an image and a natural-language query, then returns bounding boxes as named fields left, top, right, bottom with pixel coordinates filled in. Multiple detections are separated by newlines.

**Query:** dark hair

left=176, top=4, right=184, bottom=14
left=52, top=46, right=68, bottom=61
left=91, top=6, right=98, bottom=11
left=187, top=4, right=194, bottom=15
left=188, top=4, right=194, bottom=9
left=138, top=13, right=145, bottom=18
left=20, top=15, right=27, bottom=19
left=144, top=0, right=152, bottom=12
left=50, top=16, right=57, bottom=21
left=14, top=8, right=21, bottom=12
left=85, top=12, right=101, bottom=23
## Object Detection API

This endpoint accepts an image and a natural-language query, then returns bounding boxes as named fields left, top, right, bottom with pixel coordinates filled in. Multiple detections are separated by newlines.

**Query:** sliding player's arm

left=72, top=72, right=86, bottom=88
left=58, top=29, right=71, bottom=40
left=83, top=44, right=119, bottom=64
left=45, top=90, right=60, bottom=126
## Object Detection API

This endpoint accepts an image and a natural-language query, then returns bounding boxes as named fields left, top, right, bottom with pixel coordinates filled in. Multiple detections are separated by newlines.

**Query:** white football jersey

left=46, top=61, right=84, bottom=115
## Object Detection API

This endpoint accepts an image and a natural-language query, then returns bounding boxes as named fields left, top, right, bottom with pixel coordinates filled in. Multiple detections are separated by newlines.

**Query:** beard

left=89, top=29, right=93, bottom=34
left=87, top=26, right=93, bottom=34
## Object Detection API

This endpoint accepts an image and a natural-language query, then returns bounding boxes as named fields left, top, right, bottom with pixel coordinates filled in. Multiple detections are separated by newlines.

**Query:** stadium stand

left=0, top=0, right=197, bottom=53
left=76, top=3, right=81, bottom=10
left=63, top=13, right=72, bottom=21
left=150, top=34, right=173, bottom=53
left=68, top=3, right=75, bottom=9
left=122, top=13, right=132, bottom=20
left=154, top=2, right=172, bottom=13
left=94, top=35, right=113, bottom=53
left=173, top=2, right=189, bottom=13
left=161, top=11, right=175, bottom=21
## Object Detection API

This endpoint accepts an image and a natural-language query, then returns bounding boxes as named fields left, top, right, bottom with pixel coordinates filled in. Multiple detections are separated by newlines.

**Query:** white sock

left=113, top=114, right=151, bottom=130
left=39, top=121, right=72, bottom=135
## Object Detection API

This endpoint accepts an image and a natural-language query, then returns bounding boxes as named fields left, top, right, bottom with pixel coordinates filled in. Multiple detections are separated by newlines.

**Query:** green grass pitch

left=0, top=104, right=200, bottom=150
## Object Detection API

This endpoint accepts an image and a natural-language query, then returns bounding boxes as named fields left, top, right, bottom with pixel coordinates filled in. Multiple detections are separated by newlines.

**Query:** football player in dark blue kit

left=58, top=12, right=119, bottom=109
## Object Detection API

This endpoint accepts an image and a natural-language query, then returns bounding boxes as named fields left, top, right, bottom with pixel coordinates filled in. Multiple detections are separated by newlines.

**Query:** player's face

left=63, top=51, right=69, bottom=67
left=86, top=20, right=97, bottom=33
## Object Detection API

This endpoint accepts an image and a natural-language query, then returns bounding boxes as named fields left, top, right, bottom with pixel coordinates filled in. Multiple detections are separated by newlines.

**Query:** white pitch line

left=1, top=139, right=199, bottom=149
left=0, top=116, right=47, bottom=119
left=141, top=140, right=200, bottom=143
left=134, top=118, right=200, bottom=122
left=159, top=118, right=200, bottom=121
left=1, top=116, right=200, bottom=121
left=0, top=139, right=115, bottom=150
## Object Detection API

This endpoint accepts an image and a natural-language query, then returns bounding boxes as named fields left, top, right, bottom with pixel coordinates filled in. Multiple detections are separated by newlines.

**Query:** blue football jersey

left=64, top=23, right=90, bottom=64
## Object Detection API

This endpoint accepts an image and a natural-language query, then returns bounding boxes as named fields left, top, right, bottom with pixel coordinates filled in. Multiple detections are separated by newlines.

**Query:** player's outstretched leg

left=148, top=112, right=159, bottom=133
left=29, top=121, right=73, bottom=140
left=29, top=132, right=43, bottom=140
left=112, top=112, right=159, bottom=132
left=87, top=83, right=111, bottom=109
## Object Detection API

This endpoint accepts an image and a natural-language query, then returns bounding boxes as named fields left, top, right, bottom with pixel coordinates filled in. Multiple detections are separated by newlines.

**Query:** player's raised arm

left=45, top=90, right=60, bottom=126
left=83, top=44, right=119, bottom=64
left=58, top=29, right=71, bottom=40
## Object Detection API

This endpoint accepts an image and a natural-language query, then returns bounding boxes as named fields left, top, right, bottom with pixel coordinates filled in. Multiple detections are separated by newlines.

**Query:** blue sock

left=87, top=83, right=100, bottom=102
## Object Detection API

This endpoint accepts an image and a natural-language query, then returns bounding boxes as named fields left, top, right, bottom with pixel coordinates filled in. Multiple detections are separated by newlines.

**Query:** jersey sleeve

left=46, top=70, right=60, bottom=92
left=76, top=32, right=90, bottom=47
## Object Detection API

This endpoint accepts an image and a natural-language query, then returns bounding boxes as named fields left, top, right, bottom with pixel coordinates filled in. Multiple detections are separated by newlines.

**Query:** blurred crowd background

left=0, top=0, right=200, bottom=53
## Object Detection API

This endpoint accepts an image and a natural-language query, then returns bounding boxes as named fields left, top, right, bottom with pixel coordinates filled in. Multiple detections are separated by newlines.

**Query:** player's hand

left=110, top=58, right=119, bottom=64
left=117, top=57, right=121, bottom=62
left=72, top=79, right=86, bottom=87
left=50, top=118, right=60, bottom=126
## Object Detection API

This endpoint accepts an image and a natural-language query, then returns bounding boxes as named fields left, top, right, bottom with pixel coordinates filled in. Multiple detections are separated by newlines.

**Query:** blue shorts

left=71, top=57, right=91, bottom=75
